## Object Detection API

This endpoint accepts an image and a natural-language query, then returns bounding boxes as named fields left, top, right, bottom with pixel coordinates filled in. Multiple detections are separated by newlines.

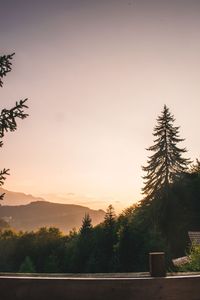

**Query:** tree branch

left=0, top=99, right=29, bottom=138
left=0, top=53, right=15, bottom=87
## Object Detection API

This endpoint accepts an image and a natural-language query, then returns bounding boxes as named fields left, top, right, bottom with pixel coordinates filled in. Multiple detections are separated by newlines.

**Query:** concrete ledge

left=0, top=274, right=200, bottom=300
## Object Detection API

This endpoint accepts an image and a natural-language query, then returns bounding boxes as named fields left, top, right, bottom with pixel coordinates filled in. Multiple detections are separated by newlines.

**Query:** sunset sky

left=0, top=0, right=200, bottom=212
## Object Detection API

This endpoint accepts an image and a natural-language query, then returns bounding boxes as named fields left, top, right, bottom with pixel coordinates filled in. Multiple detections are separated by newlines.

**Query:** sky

left=0, top=0, right=200, bottom=212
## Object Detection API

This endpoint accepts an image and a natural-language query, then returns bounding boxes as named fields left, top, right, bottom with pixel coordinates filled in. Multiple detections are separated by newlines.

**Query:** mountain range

left=0, top=188, right=105, bottom=232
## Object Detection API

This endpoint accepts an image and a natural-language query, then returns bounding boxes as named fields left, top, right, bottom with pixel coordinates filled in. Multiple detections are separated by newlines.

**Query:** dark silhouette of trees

left=80, top=213, right=92, bottom=235
left=101, top=205, right=117, bottom=271
left=166, top=167, right=200, bottom=257
left=19, top=256, right=36, bottom=273
left=77, top=214, right=93, bottom=272
left=115, top=220, right=134, bottom=271
left=104, top=204, right=116, bottom=228
left=33, top=227, right=63, bottom=272
left=140, top=105, right=193, bottom=254
left=44, top=254, right=60, bottom=273
left=64, top=214, right=94, bottom=273
left=0, top=53, right=28, bottom=199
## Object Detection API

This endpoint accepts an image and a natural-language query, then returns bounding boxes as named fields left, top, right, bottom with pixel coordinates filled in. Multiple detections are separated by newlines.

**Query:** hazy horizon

left=1, top=0, right=200, bottom=212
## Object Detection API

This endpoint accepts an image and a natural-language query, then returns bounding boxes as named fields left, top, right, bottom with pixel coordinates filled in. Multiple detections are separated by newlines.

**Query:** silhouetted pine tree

left=102, top=205, right=117, bottom=271
left=73, top=214, right=93, bottom=272
left=80, top=213, right=92, bottom=235
left=104, top=204, right=116, bottom=228
left=0, top=53, right=28, bottom=199
left=142, top=105, right=190, bottom=205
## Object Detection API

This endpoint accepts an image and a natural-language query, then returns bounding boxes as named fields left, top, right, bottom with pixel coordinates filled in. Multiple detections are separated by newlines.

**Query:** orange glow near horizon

left=0, top=1, right=200, bottom=213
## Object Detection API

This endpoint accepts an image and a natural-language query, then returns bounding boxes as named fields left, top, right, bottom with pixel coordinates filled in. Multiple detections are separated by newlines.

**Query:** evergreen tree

left=104, top=204, right=116, bottom=228
left=142, top=105, right=190, bottom=205
left=19, top=256, right=36, bottom=273
left=80, top=213, right=92, bottom=236
left=0, top=53, right=28, bottom=199
left=102, top=205, right=117, bottom=271
left=116, top=222, right=134, bottom=271
left=70, top=214, right=93, bottom=272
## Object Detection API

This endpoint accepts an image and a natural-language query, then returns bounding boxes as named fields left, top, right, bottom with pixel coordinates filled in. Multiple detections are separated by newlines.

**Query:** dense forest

left=0, top=53, right=200, bottom=273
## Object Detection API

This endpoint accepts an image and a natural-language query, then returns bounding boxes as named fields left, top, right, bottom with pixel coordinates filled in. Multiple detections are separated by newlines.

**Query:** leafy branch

left=0, top=99, right=29, bottom=139
left=0, top=53, right=15, bottom=87
left=0, top=169, right=10, bottom=199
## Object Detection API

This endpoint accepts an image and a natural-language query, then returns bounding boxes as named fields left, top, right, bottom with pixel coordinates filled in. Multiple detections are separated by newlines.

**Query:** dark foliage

left=0, top=53, right=28, bottom=198
left=0, top=53, right=15, bottom=87
left=0, top=99, right=28, bottom=139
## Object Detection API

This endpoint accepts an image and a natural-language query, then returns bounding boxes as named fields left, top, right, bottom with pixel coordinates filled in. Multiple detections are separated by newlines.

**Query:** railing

left=1, top=273, right=200, bottom=300
left=0, top=253, right=199, bottom=300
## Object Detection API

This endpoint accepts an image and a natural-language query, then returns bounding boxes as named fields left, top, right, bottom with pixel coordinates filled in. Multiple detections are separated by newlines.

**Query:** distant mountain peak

left=0, top=190, right=105, bottom=233
left=0, top=187, right=46, bottom=206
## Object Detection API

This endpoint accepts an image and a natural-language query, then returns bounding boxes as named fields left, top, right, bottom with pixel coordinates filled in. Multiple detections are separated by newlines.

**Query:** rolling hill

left=0, top=188, right=105, bottom=232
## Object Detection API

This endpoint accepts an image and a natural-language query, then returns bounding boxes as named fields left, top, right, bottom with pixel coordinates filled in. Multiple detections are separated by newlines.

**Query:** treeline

left=0, top=163, right=200, bottom=274
left=0, top=205, right=164, bottom=273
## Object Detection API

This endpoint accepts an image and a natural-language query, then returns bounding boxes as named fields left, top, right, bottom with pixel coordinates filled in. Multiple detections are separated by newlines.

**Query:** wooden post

left=149, top=252, right=166, bottom=277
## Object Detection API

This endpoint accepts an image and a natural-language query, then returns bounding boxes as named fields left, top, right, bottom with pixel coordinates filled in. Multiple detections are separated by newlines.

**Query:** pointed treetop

left=104, top=205, right=116, bottom=228
left=80, top=213, right=92, bottom=235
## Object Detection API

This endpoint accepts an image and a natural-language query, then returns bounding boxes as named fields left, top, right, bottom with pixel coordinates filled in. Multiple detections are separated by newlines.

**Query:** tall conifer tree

left=142, top=105, right=190, bottom=205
